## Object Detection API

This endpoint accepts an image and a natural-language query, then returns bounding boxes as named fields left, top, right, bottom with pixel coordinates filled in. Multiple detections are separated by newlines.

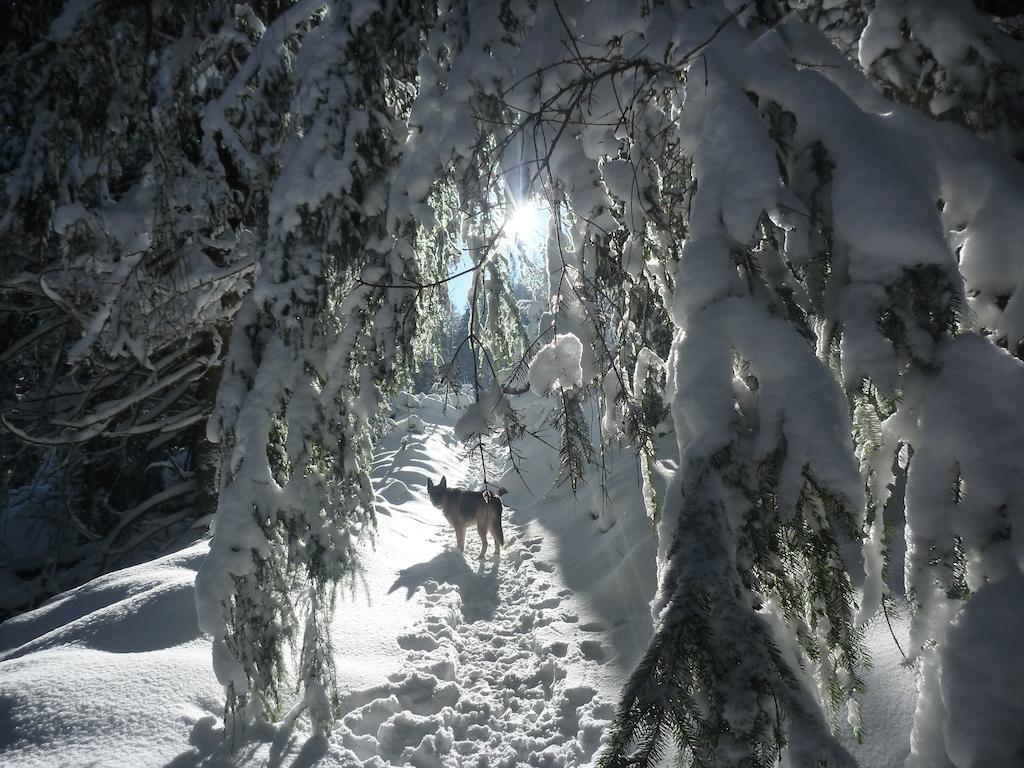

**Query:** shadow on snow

left=388, top=549, right=501, bottom=623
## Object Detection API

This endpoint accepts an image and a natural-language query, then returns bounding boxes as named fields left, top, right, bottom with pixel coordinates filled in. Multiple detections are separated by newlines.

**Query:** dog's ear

left=427, top=477, right=434, bottom=490
left=439, top=475, right=447, bottom=489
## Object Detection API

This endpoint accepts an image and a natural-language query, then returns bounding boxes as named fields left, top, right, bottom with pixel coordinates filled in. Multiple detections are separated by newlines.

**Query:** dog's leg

left=477, top=515, right=488, bottom=561
left=456, top=525, right=466, bottom=553
left=489, top=511, right=502, bottom=560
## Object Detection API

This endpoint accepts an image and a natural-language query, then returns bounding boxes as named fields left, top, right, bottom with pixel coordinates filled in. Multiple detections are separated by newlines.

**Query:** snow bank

left=0, top=545, right=222, bottom=768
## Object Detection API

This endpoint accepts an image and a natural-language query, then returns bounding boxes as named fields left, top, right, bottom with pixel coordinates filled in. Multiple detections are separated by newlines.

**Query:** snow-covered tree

left=191, top=0, right=451, bottom=734
left=0, top=0, right=256, bottom=613
left=427, top=2, right=1024, bottom=765
left=4, top=1, right=1024, bottom=764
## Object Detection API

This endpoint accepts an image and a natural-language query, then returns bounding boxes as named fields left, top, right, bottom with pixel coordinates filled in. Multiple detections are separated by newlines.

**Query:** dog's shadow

left=388, top=550, right=501, bottom=623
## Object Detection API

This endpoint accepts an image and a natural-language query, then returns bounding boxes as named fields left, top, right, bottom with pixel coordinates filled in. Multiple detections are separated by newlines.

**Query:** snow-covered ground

left=0, top=392, right=916, bottom=767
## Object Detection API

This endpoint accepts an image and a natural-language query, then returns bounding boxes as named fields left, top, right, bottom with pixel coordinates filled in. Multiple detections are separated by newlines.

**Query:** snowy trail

left=337, top=409, right=617, bottom=766
left=337, top=534, right=616, bottom=766
left=0, top=393, right=627, bottom=768
left=0, top=392, right=915, bottom=768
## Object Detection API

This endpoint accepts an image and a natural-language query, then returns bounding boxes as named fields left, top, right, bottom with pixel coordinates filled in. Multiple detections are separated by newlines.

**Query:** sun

left=505, top=198, right=544, bottom=243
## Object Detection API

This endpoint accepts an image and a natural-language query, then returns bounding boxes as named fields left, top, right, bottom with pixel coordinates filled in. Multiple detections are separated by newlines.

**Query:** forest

left=1, top=1, right=1023, bottom=766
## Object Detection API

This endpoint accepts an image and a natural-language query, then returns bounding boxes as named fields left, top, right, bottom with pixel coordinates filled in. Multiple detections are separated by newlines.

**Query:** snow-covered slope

left=0, top=392, right=916, bottom=767
left=0, top=543, right=222, bottom=767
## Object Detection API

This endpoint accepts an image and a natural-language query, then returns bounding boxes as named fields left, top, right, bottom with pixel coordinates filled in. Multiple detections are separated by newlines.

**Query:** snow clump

left=454, top=382, right=511, bottom=441
left=528, top=333, right=584, bottom=396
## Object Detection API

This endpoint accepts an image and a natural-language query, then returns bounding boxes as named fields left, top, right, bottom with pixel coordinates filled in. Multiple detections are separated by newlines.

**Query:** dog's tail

left=492, top=495, right=505, bottom=546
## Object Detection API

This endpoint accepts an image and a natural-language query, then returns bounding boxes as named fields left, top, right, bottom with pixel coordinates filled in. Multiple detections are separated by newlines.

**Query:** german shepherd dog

left=426, top=476, right=506, bottom=560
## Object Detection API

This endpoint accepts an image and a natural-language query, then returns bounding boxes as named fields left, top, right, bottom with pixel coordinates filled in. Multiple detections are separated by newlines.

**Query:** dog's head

left=426, top=475, right=447, bottom=507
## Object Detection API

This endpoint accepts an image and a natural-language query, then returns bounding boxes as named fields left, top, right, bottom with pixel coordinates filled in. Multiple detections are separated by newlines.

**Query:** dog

left=426, top=476, right=506, bottom=560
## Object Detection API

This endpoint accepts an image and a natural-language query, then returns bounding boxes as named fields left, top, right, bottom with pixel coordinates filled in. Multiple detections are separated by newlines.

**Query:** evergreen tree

left=0, top=0, right=254, bottom=614
left=192, top=0, right=442, bottom=734
left=426, top=2, right=1024, bottom=764
left=2, top=1, right=1023, bottom=763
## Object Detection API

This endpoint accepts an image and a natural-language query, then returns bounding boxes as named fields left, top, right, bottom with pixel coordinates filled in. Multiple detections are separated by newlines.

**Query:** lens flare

left=506, top=199, right=543, bottom=242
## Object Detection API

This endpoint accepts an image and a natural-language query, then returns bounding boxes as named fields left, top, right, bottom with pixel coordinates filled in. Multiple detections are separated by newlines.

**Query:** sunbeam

left=505, top=198, right=545, bottom=244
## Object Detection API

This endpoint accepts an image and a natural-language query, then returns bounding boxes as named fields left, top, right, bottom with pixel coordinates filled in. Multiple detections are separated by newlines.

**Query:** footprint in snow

left=579, top=639, right=608, bottom=664
left=345, top=513, right=614, bottom=766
